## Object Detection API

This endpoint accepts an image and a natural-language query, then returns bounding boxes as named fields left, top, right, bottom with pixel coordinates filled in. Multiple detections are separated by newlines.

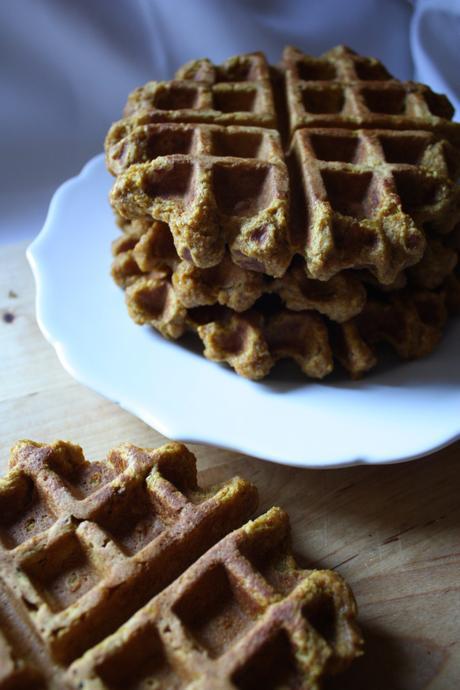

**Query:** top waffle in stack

left=105, top=46, right=460, bottom=379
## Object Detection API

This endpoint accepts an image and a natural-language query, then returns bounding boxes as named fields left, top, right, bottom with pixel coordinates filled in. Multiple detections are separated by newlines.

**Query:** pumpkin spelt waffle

left=124, top=51, right=277, bottom=128
left=108, top=121, right=460, bottom=283
left=0, top=442, right=362, bottom=689
left=114, top=257, right=449, bottom=379
left=109, top=123, right=291, bottom=276
left=283, top=45, right=460, bottom=147
left=191, top=288, right=448, bottom=380
left=106, top=46, right=460, bottom=379
left=111, top=222, right=367, bottom=323
left=110, top=222, right=454, bottom=379
left=288, top=127, right=460, bottom=284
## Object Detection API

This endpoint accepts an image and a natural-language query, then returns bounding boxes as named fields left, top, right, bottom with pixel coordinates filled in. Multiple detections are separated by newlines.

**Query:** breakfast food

left=106, top=46, right=460, bottom=379
left=0, top=441, right=362, bottom=688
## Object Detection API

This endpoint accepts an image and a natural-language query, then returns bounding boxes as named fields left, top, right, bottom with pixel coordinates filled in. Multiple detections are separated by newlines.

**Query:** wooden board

left=1, top=241, right=459, bottom=689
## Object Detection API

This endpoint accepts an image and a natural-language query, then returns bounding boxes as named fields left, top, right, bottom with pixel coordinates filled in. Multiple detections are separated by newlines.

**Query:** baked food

left=111, top=223, right=451, bottom=379
left=105, top=46, right=460, bottom=380
left=0, top=440, right=362, bottom=688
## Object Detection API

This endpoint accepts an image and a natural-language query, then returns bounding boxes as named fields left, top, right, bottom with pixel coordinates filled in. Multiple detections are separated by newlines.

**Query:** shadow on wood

left=325, top=623, right=447, bottom=690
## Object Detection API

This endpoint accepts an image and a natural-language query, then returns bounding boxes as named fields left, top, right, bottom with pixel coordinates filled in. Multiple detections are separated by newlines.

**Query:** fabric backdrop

left=1, top=0, right=459, bottom=244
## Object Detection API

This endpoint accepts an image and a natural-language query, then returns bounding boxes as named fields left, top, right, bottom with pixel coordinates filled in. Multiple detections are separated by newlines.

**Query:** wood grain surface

left=1, top=241, right=459, bottom=689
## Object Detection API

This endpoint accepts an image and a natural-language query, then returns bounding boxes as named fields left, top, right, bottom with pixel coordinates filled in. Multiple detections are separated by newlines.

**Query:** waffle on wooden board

left=0, top=441, right=362, bottom=689
left=106, top=45, right=460, bottom=380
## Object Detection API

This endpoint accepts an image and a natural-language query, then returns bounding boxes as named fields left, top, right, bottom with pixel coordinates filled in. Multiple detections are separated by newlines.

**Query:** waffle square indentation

left=232, top=630, right=300, bottom=690
left=94, top=482, right=165, bottom=556
left=0, top=475, right=55, bottom=549
left=301, top=86, right=345, bottom=114
left=96, top=623, right=181, bottom=690
left=173, top=563, right=254, bottom=658
left=21, top=531, right=101, bottom=612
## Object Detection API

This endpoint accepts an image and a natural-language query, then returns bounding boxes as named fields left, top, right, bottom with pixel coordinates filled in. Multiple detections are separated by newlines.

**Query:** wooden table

left=1, top=241, right=459, bottom=689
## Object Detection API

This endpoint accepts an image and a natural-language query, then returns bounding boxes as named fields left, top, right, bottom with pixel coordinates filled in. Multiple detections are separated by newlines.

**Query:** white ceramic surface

left=27, top=154, right=460, bottom=468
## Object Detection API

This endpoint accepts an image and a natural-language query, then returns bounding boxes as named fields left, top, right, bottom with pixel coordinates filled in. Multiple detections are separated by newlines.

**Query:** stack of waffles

left=0, top=441, right=362, bottom=688
left=106, top=46, right=460, bottom=379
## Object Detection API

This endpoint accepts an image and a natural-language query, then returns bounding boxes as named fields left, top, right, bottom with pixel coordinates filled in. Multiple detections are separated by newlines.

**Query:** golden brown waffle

left=191, top=288, right=447, bottom=380
left=126, top=269, right=189, bottom=339
left=269, top=260, right=366, bottom=323
left=408, top=239, right=458, bottom=289
left=124, top=52, right=277, bottom=129
left=68, top=507, right=362, bottom=690
left=283, top=45, right=460, bottom=147
left=112, top=223, right=368, bottom=322
left=106, top=45, right=460, bottom=381
left=356, top=288, right=448, bottom=359
left=109, top=123, right=291, bottom=276
left=0, top=442, right=362, bottom=689
left=111, top=219, right=178, bottom=288
left=0, top=440, right=257, bottom=689
left=288, top=127, right=460, bottom=284
left=172, top=254, right=266, bottom=312
left=108, top=123, right=460, bottom=287
left=203, top=279, right=448, bottom=378
left=112, top=225, right=451, bottom=380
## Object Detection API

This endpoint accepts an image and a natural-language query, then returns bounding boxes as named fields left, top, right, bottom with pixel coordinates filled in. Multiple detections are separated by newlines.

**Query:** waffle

left=0, top=442, right=362, bottom=689
left=356, top=287, right=448, bottom=359
left=112, top=222, right=451, bottom=380
left=192, top=287, right=447, bottom=380
left=108, top=111, right=460, bottom=289
left=172, top=254, right=267, bottom=312
left=110, top=123, right=291, bottom=276
left=106, top=45, right=460, bottom=380
left=408, top=239, right=458, bottom=289
left=69, top=507, right=362, bottom=690
left=123, top=51, right=277, bottom=129
left=112, top=223, right=368, bottom=322
left=283, top=45, right=460, bottom=148
left=269, top=260, right=366, bottom=322
left=125, top=269, right=189, bottom=339
left=0, top=440, right=257, bottom=688
left=111, top=219, right=179, bottom=288
left=288, top=127, right=460, bottom=284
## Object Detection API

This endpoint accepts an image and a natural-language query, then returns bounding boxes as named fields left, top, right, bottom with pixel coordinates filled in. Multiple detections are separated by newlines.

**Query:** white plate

left=27, top=154, right=460, bottom=469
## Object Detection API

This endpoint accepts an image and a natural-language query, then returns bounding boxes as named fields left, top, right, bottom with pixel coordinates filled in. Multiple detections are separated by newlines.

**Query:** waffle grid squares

left=283, top=45, right=459, bottom=143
